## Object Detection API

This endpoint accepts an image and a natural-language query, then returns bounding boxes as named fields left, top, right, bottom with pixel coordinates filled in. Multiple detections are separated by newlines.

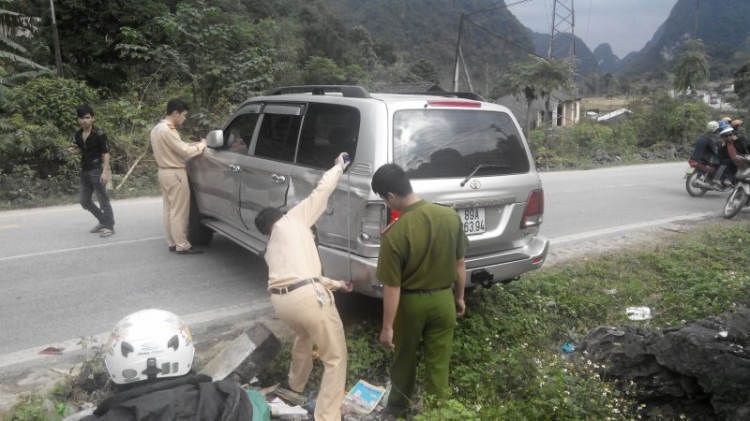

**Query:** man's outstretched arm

left=287, top=152, right=349, bottom=227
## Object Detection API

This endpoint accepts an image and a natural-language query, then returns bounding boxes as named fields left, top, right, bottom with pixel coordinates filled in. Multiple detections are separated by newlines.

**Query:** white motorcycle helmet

left=104, top=309, right=195, bottom=384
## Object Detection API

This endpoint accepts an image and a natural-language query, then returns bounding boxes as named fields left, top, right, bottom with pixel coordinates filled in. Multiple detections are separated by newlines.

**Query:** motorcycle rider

left=81, top=309, right=253, bottom=421
left=690, top=120, right=721, bottom=172
left=714, top=122, right=748, bottom=185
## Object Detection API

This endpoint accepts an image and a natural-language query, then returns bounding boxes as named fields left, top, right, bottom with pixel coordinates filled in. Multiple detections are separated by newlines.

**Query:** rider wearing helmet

left=82, top=309, right=253, bottom=421
left=690, top=120, right=721, bottom=165
left=714, top=122, right=748, bottom=185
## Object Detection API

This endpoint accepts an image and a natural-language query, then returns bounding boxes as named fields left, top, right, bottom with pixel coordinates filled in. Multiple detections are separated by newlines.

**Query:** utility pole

left=452, top=13, right=465, bottom=92
left=49, top=0, right=63, bottom=77
left=693, top=0, right=700, bottom=38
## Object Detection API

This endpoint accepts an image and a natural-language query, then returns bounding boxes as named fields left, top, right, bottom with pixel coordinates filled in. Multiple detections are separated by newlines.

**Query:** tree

left=496, top=72, right=536, bottom=138
left=302, top=56, right=345, bottom=84
left=673, top=39, right=710, bottom=94
left=734, top=61, right=750, bottom=114
left=49, top=0, right=169, bottom=92
left=511, top=56, right=575, bottom=137
left=116, top=0, right=275, bottom=127
left=409, top=59, right=438, bottom=83
left=0, top=0, right=51, bottom=88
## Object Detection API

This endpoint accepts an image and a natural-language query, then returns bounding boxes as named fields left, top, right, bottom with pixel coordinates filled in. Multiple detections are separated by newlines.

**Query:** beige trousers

left=271, top=284, right=347, bottom=421
left=158, top=168, right=192, bottom=251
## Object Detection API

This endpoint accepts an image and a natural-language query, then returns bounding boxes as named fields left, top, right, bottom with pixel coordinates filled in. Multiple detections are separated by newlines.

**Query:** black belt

left=401, top=286, right=451, bottom=295
left=269, top=278, right=319, bottom=295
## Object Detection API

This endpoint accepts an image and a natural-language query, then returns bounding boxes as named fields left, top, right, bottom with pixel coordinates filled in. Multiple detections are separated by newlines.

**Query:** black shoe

left=177, top=247, right=203, bottom=255
left=168, top=246, right=176, bottom=252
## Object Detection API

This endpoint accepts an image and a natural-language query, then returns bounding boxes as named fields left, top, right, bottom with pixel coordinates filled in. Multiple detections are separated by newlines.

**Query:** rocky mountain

left=529, top=31, right=601, bottom=74
left=327, top=0, right=536, bottom=91
left=622, top=0, right=750, bottom=79
left=592, top=44, right=619, bottom=74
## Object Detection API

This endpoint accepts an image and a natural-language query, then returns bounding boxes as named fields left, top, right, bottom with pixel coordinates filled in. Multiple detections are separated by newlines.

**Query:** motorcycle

left=685, top=159, right=730, bottom=196
left=722, top=157, right=750, bottom=219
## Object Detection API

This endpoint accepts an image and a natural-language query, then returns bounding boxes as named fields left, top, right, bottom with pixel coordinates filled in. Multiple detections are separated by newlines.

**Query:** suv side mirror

left=206, top=130, right=224, bottom=149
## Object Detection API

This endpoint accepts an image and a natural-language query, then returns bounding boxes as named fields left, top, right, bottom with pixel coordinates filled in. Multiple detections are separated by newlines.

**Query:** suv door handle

left=271, top=174, right=286, bottom=183
left=229, top=164, right=240, bottom=172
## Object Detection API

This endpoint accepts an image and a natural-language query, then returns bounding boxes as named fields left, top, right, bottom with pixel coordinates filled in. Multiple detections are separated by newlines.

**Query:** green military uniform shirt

left=376, top=200, right=470, bottom=290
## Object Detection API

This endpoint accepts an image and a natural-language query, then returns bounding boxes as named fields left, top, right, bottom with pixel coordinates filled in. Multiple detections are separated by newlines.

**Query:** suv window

left=223, top=113, right=259, bottom=154
left=393, top=109, right=530, bottom=179
left=297, top=103, right=360, bottom=170
left=254, top=106, right=303, bottom=162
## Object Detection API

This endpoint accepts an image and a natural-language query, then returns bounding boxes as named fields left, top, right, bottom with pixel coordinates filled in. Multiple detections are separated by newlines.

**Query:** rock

left=199, top=323, right=281, bottom=383
left=577, top=308, right=750, bottom=420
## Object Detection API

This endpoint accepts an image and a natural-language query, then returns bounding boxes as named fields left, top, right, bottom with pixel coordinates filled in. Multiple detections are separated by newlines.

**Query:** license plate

left=459, top=207, right=486, bottom=235
left=685, top=167, right=695, bottom=175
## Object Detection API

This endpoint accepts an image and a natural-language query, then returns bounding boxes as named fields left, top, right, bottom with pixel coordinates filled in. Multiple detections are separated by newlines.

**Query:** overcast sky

left=509, top=0, right=679, bottom=58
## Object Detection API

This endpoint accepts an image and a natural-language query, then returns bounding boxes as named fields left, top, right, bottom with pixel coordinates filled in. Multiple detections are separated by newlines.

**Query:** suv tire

left=187, top=182, right=214, bottom=247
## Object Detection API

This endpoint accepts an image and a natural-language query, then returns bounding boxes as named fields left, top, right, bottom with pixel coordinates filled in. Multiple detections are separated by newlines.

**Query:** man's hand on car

left=335, top=152, right=350, bottom=170
left=339, top=280, right=354, bottom=293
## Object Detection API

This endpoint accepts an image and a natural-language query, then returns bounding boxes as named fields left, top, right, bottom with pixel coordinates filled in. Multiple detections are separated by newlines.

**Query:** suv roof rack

left=388, top=91, right=486, bottom=102
left=265, top=85, right=371, bottom=98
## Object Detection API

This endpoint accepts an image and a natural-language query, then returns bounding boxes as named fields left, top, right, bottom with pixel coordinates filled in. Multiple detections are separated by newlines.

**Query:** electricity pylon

left=548, top=0, right=575, bottom=60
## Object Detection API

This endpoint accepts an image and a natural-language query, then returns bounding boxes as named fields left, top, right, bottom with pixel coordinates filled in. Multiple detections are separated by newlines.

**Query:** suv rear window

left=393, top=109, right=530, bottom=179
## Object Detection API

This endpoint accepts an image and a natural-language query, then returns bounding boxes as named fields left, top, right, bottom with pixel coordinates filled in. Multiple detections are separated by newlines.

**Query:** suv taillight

left=521, top=189, right=544, bottom=229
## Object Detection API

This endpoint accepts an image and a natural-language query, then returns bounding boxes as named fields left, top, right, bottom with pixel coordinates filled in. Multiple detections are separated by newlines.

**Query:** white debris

left=626, top=307, right=651, bottom=321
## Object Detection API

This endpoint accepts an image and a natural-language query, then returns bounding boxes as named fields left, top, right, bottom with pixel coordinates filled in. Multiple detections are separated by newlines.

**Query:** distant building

left=495, top=91, right=581, bottom=130
left=596, top=108, right=632, bottom=124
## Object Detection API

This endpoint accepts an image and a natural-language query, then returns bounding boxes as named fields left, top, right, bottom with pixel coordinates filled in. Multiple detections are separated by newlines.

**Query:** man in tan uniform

left=254, top=153, right=353, bottom=421
left=150, top=98, right=207, bottom=255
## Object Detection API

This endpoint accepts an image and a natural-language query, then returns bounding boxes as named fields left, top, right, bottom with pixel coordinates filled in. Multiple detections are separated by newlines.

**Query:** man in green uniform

left=371, top=163, right=469, bottom=418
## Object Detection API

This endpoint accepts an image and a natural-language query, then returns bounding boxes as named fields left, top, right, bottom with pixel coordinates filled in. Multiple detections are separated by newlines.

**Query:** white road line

left=551, top=211, right=716, bottom=245
left=555, top=180, right=676, bottom=193
left=0, top=197, right=162, bottom=218
left=0, top=301, right=273, bottom=371
left=0, top=236, right=164, bottom=262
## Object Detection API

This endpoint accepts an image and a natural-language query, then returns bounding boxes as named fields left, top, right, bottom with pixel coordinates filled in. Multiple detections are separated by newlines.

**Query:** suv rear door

left=239, top=103, right=303, bottom=240
left=391, top=105, right=542, bottom=259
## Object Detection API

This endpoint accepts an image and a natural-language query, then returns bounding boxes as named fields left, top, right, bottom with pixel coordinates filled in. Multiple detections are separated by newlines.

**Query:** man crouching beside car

left=254, top=152, right=353, bottom=421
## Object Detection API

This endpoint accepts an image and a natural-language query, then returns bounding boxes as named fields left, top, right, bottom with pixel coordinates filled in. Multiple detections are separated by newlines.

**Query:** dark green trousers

left=387, top=288, right=456, bottom=413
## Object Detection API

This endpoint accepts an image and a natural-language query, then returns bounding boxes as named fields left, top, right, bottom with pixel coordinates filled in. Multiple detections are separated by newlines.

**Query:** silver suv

left=186, top=85, right=548, bottom=297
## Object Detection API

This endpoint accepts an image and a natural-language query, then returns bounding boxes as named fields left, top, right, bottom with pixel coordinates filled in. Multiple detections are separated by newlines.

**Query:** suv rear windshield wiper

left=460, top=164, right=510, bottom=187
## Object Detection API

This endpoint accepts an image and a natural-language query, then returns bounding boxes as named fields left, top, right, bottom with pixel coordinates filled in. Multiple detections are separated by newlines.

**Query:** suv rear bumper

left=318, top=236, right=549, bottom=298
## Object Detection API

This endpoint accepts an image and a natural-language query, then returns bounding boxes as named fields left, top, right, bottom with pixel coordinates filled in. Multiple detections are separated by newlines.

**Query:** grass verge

left=5, top=221, right=750, bottom=420
left=259, top=220, right=750, bottom=420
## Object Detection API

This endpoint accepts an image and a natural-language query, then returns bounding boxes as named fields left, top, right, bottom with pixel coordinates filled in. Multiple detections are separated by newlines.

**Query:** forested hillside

left=328, top=0, right=535, bottom=93
left=624, top=0, right=750, bottom=79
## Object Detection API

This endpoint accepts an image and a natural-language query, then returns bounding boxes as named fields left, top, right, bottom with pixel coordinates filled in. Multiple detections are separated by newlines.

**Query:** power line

left=464, top=17, right=585, bottom=77
left=467, top=0, right=534, bottom=17
left=464, top=16, right=543, bottom=60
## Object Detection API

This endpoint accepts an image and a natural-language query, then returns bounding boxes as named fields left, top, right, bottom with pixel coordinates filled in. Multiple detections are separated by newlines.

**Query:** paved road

left=0, top=162, right=735, bottom=369
left=0, top=198, right=272, bottom=359
left=539, top=162, right=728, bottom=242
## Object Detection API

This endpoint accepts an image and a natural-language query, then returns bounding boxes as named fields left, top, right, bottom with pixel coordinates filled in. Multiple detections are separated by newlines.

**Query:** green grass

left=7, top=221, right=750, bottom=420
left=258, top=220, right=750, bottom=420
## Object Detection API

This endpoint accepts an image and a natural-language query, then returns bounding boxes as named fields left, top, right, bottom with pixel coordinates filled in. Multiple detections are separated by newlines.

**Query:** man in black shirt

left=67, top=104, right=115, bottom=237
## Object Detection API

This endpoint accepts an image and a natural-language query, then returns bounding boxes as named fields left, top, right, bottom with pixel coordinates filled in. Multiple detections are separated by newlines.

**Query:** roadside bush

left=566, top=121, right=613, bottom=154
left=629, top=93, right=710, bottom=147
left=0, top=77, right=99, bottom=133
